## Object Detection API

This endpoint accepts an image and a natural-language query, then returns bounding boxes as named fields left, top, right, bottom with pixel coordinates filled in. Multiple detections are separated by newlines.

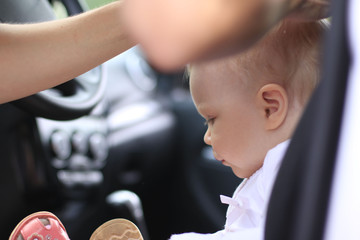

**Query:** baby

left=170, top=19, right=327, bottom=240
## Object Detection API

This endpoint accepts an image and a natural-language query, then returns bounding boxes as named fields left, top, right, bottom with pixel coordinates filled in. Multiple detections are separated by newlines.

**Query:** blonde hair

left=230, top=19, right=328, bottom=106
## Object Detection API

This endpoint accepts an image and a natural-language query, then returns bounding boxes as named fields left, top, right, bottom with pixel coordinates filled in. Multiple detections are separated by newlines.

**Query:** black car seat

left=265, top=0, right=350, bottom=239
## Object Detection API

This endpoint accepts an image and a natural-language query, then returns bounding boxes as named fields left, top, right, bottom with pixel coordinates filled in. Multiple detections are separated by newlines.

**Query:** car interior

left=1, top=0, right=357, bottom=240
left=0, top=0, right=240, bottom=240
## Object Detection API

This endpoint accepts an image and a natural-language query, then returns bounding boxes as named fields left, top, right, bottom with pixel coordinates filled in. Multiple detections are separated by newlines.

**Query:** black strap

left=265, top=0, right=351, bottom=239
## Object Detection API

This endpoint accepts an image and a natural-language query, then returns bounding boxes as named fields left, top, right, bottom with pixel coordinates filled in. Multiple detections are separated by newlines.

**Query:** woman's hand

left=121, top=0, right=330, bottom=72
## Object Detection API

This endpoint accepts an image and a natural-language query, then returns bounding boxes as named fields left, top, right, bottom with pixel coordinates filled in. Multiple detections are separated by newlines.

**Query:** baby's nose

left=203, top=129, right=211, bottom=145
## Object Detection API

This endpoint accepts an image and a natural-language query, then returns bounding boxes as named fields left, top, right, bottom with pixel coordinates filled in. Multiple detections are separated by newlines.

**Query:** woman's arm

left=0, top=1, right=135, bottom=103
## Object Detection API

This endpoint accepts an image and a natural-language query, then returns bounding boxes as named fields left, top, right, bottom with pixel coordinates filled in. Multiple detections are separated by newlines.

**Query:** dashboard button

left=88, top=133, right=108, bottom=162
left=50, top=130, right=71, bottom=160
left=72, top=131, right=88, bottom=154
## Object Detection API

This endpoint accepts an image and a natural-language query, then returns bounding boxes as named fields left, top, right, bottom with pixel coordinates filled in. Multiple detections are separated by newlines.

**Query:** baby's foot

left=90, top=219, right=143, bottom=240
left=9, top=211, right=70, bottom=240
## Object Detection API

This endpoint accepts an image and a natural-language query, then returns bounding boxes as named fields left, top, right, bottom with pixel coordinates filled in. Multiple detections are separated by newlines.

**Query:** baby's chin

left=220, top=161, right=243, bottom=178
left=232, top=167, right=256, bottom=179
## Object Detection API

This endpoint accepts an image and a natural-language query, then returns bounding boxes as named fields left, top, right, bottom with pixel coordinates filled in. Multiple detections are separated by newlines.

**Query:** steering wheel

left=0, top=0, right=106, bottom=120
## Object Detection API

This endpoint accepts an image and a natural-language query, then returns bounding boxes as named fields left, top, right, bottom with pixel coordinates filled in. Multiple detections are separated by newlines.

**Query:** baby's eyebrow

left=197, top=103, right=210, bottom=114
left=196, top=108, right=209, bottom=120
left=196, top=110, right=206, bottom=119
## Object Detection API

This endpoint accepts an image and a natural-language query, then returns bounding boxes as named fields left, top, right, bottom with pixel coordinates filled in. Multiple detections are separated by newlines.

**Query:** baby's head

left=189, top=19, right=327, bottom=178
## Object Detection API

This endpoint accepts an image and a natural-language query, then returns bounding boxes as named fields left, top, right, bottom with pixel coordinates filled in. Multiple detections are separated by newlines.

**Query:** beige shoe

left=90, top=219, right=143, bottom=240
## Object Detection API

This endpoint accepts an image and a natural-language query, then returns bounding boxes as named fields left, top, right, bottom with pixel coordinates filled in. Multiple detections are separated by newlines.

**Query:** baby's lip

left=213, top=151, right=223, bottom=162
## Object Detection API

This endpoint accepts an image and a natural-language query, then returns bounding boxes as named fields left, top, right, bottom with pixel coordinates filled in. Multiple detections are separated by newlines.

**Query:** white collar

left=220, top=139, right=290, bottom=230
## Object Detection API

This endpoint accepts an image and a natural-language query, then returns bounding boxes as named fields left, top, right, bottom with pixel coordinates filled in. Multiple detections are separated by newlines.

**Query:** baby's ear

left=256, top=83, right=288, bottom=130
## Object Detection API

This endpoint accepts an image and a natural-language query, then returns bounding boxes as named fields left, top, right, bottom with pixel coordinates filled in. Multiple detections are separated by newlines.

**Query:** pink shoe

left=9, top=211, right=70, bottom=240
left=90, top=219, right=143, bottom=240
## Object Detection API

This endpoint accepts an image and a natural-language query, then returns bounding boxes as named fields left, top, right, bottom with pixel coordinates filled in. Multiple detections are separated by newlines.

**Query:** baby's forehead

left=191, top=55, right=254, bottom=85
left=191, top=55, right=243, bottom=75
left=190, top=64, right=253, bottom=101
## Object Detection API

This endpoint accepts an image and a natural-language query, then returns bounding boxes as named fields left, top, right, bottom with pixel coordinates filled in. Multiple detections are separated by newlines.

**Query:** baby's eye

left=204, top=118, right=214, bottom=126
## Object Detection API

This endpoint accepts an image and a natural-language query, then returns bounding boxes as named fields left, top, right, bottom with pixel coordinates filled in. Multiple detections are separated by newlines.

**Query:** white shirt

left=169, top=140, right=290, bottom=240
